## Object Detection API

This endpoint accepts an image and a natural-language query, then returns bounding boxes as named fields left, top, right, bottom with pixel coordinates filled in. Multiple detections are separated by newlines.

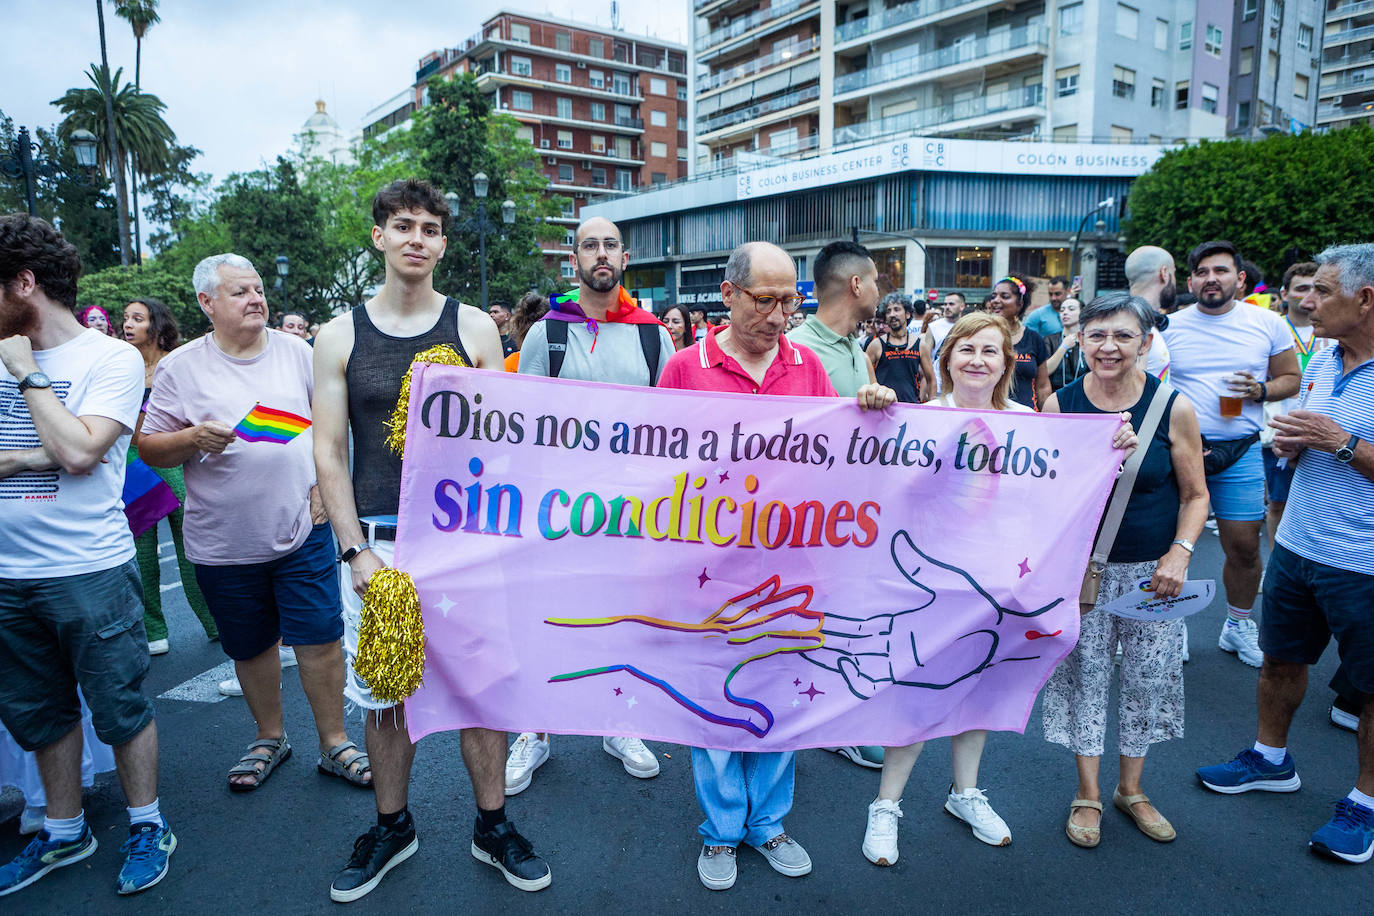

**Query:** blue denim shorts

left=1262, top=446, right=1294, bottom=505
left=1206, top=440, right=1265, bottom=521
left=1261, top=543, right=1374, bottom=693
left=194, top=523, right=343, bottom=661
left=0, top=559, right=154, bottom=751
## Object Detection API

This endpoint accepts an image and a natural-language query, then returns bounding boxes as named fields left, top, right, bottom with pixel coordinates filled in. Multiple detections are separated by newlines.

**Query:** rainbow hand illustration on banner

left=233, top=404, right=311, bottom=443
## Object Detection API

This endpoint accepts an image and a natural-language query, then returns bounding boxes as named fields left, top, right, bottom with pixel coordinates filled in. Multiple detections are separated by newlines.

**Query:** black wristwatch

left=339, top=542, right=373, bottom=563
left=17, top=371, right=51, bottom=393
left=1334, top=435, right=1360, bottom=465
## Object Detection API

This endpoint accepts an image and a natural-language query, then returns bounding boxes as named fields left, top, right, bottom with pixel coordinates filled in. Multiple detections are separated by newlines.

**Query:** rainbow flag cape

left=121, top=457, right=179, bottom=537
left=234, top=404, right=311, bottom=444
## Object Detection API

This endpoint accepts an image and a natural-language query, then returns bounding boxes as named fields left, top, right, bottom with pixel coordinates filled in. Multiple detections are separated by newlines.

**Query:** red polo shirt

left=658, top=325, right=837, bottom=397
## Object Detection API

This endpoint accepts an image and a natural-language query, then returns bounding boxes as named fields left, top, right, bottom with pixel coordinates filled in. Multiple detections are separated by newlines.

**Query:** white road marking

left=158, top=660, right=237, bottom=704
left=159, top=582, right=182, bottom=593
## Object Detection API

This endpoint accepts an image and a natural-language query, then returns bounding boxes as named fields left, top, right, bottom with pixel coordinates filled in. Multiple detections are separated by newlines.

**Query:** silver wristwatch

left=1171, top=538, right=1195, bottom=554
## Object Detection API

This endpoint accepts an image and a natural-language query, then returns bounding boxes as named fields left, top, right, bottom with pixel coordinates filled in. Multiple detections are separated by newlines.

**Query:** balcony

left=498, top=103, right=645, bottom=134
left=1316, top=99, right=1374, bottom=121
left=699, top=36, right=820, bottom=93
left=835, top=0, right=995, bottom=45
left=833, top=85, right=1045, bottom=145
left=833, top=25, right=1050, bottom=97
left=696, top=84, right=821, bottom=135
left=1318, top=70, right=1374, bottom=95
left=697, top=0, right=815, bottom=53
left=474, top=64, right=645, bottom=102
left=1325, top=24, right=1374, bottom=47
left=1327, top=0, right=1374, bottom=19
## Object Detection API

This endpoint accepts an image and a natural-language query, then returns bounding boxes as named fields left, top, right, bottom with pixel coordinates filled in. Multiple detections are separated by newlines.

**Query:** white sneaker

left=603, top=736, right=660, bottom=778
left=862, top=798, right=902, bottom=865
left=505, top=733, right=549, bottom=795
left=219, top=677, right=243, bottom=697
left=147, top=638, right=170, bottom=656
left=279, top=645, right=297, bottom=668
left=944, top=787, right=1011, bottom=846
left=19, top=805, right=45, bottom=835
left=1218, top=618, right=1263, bottom=667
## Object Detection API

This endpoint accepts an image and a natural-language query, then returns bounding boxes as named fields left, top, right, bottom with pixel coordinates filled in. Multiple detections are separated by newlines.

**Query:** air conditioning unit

left=540, top=139, right=551, bottom=148
left=1332, top=96, right=1343, bottom=105
left=577, top=61, right=587, bottom=69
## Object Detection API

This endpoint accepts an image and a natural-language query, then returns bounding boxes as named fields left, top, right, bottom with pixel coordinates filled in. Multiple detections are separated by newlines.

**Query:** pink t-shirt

left=658, top=325, right=837, bottom=397
left=142, top=330, right=316, bottom=565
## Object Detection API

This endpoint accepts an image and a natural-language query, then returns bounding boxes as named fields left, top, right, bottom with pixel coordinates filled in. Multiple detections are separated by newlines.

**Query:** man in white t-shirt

left=1125, top=245, right=1176, bottom=379
left=0, top=215, right=174, bottom=898
left=1162, top=240, right=1301, bottom=668
left=919, top=291, right=965, bottom=399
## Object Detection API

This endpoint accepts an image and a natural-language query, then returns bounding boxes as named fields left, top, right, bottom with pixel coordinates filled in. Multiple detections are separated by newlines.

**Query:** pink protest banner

left=395, top=365, right=1121, bottom=751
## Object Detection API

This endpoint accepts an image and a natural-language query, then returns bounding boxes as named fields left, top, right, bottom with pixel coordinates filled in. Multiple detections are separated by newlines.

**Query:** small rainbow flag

left=234, top=404, right=312, bottom=444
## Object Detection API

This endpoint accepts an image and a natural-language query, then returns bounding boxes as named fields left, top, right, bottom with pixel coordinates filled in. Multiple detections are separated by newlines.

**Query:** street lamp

left=0, top=126, right=99, bottom=216
left=1068, top=197, right=1117, bottom=288
left=452, top=174, right=518, bottom=311
left=275, top=255, right=290, bottom=313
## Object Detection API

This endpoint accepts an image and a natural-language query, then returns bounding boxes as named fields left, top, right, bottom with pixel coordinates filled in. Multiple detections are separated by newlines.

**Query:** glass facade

left=927, top=247, right=992, bottom=290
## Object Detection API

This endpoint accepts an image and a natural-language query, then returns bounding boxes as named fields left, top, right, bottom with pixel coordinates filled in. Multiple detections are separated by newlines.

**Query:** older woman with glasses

left=1040, top=292, right=1208, bottom=848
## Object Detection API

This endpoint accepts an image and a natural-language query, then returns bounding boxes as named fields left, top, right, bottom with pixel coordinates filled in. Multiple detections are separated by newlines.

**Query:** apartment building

left=402, top=11, right=688, bottom=267
left=1228, top=0, right=1325, bottom=137
left=1318, top=0, right=1374, bottom=130
left=692, top=1, right=1251, bottom=172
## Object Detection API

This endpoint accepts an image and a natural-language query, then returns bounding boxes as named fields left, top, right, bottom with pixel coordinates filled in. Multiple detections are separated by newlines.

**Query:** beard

left=1196, top=278, right=1236, bottom=308
left=578, top=259, right=622, bottom=293
left=1158, top=278, right=1177, bottom=313
left=0, top=287, right=39, bottom=338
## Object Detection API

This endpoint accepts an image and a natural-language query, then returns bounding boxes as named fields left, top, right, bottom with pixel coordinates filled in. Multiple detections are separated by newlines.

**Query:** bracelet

left=1256, top=381, right=1268, bottom=402
left=339, top=542, right=373, bottom=564
left=1171, top=538, right=1195, bottom=554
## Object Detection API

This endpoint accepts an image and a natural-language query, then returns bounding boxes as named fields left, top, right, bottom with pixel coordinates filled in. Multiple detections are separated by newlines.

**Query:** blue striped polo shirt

left=1274, top=345, right=1374, bottom=575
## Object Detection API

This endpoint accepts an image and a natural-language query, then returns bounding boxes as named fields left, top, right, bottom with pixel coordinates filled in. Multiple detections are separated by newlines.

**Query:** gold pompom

left=385, top=344, right=468, bottom=454
left=354, top=568, right=426, bottom=703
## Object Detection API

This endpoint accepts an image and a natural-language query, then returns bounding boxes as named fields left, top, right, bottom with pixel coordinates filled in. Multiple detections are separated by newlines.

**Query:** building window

left=565, top=229, right=575, bottom=245
left=561, top=263, right=577, bottom=279
left=560, top=196, right=575, bottom=216
left=1237, top=101, right=1251, bottom=127
left=678, top=146, right=688, bottom=160
left=614, top=103, right=632, bottom=124
left=650, top=77, right=667, bottom=95
left=1151, top=78, right=1165, bottom=107
left=516, top=125, right=534, bottom=142
left=1116, top=4, right=1138, bottom=40
left=1112, top=66, right=1135, bottom=99
left=615, top=136, right=632, bottom=158
left=652, top=172, right=667, bottom=185
left=677, top=85, right=687, bottom=101
left=677, top=116, right=686, bottom=131
left=1239, top=47, right=1253, bottom=76
left=650, top=109, right=667, bottom=127
left=1155, top=18, right=1168, bottom=50
left=588, top=37, right=604, bottom=58
left=512, top=90, right=533, bottom=110
left=591, top=135, right=606, bottom=154
left=511, top=56, right=532, bottom=77
left=1179, top=21, right=1192, bottom=50
left=1110, top=124, right=1132, bottom=143
left=557, top=164, right=573, bottom=183
left=1059, top=2, right=1083, bottom=36
left=557, top=130, right=573, bottom=149
left=1297, top=24, right=1313, bottom=51
left=592, top=167, right=607, bottom=186
left=1055, top=66, right=1079, bottom=98
left=1295, top=73, right=1309, bottom=100
left=1052, top=124, right=1077, bottom=142
left=1175, top=81, right=1189, bottom=109
left=1201, top=82, right=1218, bottom=114
left=510, top=23, right=530, bottom=43
left=589, top=69, right=604, bottom=89
left=616, top=169, right=634, bottom=191
left=650, top=141, right=667, bottom=157
left=1205, top=25, right=1222, bottom=57
left=557, top=97, right=572, bottom=119
left=556, top=63, right=571, bottom=83
left=590, top=101, right=606, bottom=121
left=1242, top=0, right=1257, bottom=19
left=769, top=127, right=798, bottom=153
left=927, top=247, right=992, bottom=289
left=1267, top=50, right=1278, bottom=78
left=612, top=73, right=631, bottom=95
left=555, top=31, right=571, bottom=52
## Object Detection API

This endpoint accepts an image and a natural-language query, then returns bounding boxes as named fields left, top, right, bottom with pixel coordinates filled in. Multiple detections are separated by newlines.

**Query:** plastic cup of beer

left=1219, top=373, right=1246, bottom=418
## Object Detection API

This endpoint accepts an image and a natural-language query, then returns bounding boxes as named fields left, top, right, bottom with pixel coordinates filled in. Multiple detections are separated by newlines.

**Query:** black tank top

left=873, top=335, right=921, bottom=404
left=346, top=298, right=472, bottom=517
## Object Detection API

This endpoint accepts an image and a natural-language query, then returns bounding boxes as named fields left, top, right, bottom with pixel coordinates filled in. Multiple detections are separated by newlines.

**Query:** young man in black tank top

left=864, top=294, right=922, bottom=403
left=313, top=180, right=551, bottom=900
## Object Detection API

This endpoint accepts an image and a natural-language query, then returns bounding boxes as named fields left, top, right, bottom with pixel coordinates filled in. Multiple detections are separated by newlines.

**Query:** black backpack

left=545, top=319, right=661, bottom=386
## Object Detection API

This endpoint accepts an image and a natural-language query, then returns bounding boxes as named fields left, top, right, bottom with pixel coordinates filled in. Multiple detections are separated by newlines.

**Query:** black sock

left=477, top=805, right=506, bottom=831
left=378, top=808, right=411, bottom=833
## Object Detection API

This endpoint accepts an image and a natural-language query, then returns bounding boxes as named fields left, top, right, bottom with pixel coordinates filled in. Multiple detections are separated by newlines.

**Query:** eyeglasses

left=730, top=282, right=803, bottom=315
left=579, top=238, right=622, bottom=254
left=1082, top=330, right=1143, bottom=345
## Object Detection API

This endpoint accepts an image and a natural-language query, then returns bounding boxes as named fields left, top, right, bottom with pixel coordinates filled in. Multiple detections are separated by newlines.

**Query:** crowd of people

left=0, top=178, right=1370, bottom=903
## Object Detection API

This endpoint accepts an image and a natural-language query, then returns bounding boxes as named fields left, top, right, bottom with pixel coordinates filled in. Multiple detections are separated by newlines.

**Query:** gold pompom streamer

left=354, top=568, right=426, bottom=703
left=385, top=344, right=468, bottom=455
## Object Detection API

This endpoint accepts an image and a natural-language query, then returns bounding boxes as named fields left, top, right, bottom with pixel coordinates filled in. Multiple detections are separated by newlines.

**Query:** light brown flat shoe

left=1066, top=798, right=1102, bottom=848
left=1113, top=788, right=1177, bottom=842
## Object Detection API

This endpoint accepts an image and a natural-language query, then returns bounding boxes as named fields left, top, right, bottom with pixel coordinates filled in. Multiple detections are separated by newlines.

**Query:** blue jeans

left=692, top=748, right=795, bottom=847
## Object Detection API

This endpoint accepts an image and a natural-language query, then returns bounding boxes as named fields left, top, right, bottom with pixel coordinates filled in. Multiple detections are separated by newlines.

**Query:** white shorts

left=340, top=536, right=396, bottom=712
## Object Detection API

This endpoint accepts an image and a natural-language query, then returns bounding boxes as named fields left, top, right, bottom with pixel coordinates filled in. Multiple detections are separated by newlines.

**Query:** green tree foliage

left=78, top=258, right=204, bottom=338
left=1123, top=126, right=1374, bottom=281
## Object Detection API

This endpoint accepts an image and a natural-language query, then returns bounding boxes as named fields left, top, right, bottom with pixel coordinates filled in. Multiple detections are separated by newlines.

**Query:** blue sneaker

left=117, top=822, right=177, bottom=895
left=828, top=746, right=885, bottom=769
left=0, top=828, right=98, bottom=897
left=1197, top=749, right=1301, bottom=794
left=1310, top=798, right=1374, bottom=864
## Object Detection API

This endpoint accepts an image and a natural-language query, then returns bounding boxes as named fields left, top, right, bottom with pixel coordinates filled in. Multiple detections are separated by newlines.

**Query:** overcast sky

left=3, top=1, right=687, bottom=187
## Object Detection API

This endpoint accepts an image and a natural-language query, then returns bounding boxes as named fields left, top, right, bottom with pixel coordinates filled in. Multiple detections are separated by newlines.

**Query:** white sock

left=1227, top=604, right=1253, bottom=625
left=127, top=798, right=165, bottom=828
left=1349, top=788, right=1374, bottom=810
left=1253, top=741, right=1286, bottom=765
left=43, top=811, right=86, bottom=842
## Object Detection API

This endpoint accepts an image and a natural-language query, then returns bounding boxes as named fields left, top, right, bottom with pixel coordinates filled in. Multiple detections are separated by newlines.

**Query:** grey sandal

left=318, top=740, right=372, bottom=788
left=228, top=736, right=292, bottom=792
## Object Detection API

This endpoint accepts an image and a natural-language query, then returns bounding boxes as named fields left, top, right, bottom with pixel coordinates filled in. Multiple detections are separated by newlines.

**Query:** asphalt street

left=1, top=525, right=1365, bottom=915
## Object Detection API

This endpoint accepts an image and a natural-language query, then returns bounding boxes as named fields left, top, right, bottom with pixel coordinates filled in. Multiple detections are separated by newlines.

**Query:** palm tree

left=53, top=65, right=175, bottom=264
left=94, top=0, right=129, bottom=265
left=115, top=1, right=159, bottom=262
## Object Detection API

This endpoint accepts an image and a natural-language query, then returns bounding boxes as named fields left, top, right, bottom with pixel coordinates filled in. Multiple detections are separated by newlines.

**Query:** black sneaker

left=1331, top=696, right=1360, bottom=733
left=470, top=818, right=551, bottom=892
left=329, top=823, right=418, bottom=903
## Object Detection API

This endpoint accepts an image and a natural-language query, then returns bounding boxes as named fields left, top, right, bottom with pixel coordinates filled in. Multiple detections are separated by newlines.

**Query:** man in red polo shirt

left=658, top=241, right=894, bottom=891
